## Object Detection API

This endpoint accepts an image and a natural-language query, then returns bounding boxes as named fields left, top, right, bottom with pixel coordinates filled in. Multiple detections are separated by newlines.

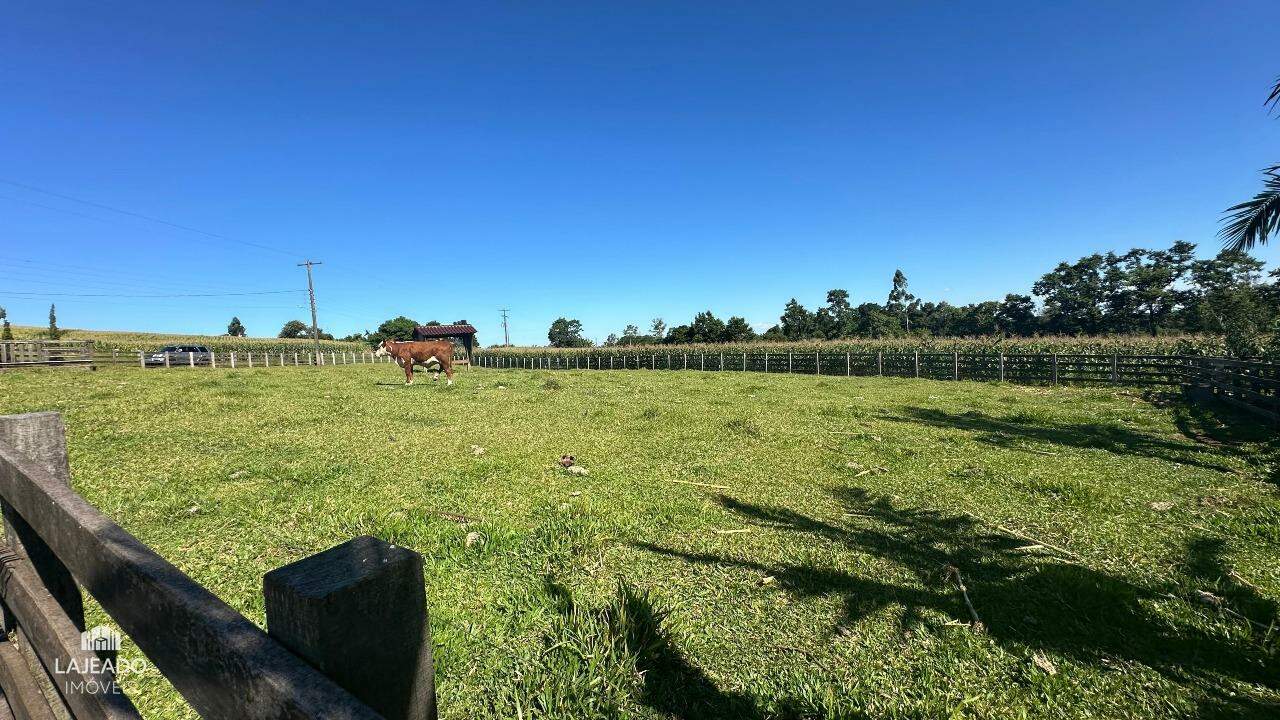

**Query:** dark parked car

left=145, top=345, right=213, bottom=367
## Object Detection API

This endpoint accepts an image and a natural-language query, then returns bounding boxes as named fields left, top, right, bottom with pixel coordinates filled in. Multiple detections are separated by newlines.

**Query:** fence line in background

left=473, top=350, right=1279, bottom=423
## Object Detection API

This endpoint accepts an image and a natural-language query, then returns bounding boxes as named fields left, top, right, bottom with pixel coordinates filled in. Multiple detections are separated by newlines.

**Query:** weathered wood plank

left=0, top=417, right=381, bottom=720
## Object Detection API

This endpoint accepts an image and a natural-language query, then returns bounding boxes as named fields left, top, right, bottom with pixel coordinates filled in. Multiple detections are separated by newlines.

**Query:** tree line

left=547, top=242, right=1278, bottom=356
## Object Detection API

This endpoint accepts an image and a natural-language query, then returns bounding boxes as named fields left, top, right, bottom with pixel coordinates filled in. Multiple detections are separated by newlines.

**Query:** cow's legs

left=444, top=362, right=454, bottom=386
left=404, top=362, right=414, bottom=385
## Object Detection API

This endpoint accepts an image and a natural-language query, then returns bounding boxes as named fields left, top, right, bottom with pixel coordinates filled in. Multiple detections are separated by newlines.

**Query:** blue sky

left=3, top=2, right=1278, bottom=346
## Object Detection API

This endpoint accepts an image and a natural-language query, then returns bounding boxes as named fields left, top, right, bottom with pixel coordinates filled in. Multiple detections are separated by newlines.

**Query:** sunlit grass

left=0, top=365, right=1275, bottom=719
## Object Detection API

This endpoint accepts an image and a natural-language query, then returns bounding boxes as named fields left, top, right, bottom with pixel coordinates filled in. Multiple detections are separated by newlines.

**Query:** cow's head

left=373, top=340, right=393, bottom=357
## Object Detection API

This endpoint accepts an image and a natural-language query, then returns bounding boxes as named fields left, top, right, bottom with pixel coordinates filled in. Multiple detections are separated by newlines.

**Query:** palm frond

left=1220, top=165, right=1280, bottom=252
left=1268, top=75, right=1280, bottom=115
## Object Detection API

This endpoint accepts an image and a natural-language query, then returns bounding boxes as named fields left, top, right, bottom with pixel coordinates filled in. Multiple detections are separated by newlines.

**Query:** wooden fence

left=91, top=350, right=469, bottom=369
left=0, top=412, right=436, bottom=719
left=0, top=342, right=94, bottom=370
left=474, top=350, right=1279, bottom=423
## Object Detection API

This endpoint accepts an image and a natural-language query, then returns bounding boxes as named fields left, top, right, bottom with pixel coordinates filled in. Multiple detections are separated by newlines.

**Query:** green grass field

left=0, top=365, right=1276, bottom=719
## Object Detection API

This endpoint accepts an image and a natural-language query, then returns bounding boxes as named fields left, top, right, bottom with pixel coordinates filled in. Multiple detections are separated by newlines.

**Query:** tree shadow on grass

left=634, top=489, right=1279, bottom=716
left=539, top=578, right=764, bottom=719
left=883, top=406, right=1238, bottom=473
left=1159, top=390, right=1280, bottom=485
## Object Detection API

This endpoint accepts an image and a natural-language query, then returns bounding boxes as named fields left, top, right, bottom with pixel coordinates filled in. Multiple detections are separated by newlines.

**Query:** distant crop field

left=0, top=365, right=1275, bottom=719
left=8, top=325, right=366, bottom=353
left=486, top=334, right=1231, bottom=358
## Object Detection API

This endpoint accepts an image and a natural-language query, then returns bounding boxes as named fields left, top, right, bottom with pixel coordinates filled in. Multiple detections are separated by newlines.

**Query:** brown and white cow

left=374, top=339, right=455, bottom=385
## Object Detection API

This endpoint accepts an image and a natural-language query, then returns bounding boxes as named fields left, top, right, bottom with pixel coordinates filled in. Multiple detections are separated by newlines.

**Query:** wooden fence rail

left=0, top=342, right=94, bottom=370
left=473, top=351, right=1278, bottom=423
left=0, top=412, right=436, bottom=719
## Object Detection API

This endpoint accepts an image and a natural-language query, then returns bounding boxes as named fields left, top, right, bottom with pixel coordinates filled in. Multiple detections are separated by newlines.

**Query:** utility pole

left=499, top=308, right=510, bottom=347
left=298, top=260, right=323, bottom=363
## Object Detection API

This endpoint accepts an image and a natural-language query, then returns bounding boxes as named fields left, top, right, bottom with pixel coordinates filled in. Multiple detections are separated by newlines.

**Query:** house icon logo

left=80, top=626, right=120, bottom=652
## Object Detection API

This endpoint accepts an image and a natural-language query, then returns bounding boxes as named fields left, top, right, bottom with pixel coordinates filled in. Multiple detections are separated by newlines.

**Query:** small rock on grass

left=465, top=531, right=485, bottom=548
left=471, top=445, right=486, bottom=456
left=565, top=465, right=589, bottom=476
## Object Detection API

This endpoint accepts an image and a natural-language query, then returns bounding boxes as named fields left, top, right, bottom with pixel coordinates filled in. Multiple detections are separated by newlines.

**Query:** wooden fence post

left=231, top=352, right=237, bottom=369
left=138, top=351, right=145, bottom=368
left=1111, top=353, right=1118, bottom=383
left=743, top=352, right=747, bottom=371
left=1052, top=353, right=1059, bottom=385
left=264, top=536, right=436, bottom=720
left=212, top=353, right=217, bottom=369
left=914, top=351, right=919, bottom=378
left=846, top=352, right=850, bottom=376
left=700, top=354, right=705, bottom=371
left=764, top=352, right=769, bottom=373
left=788, top=352, right=792, bottom=373
left=953, top=351, right=959, bottom=381
left=0, top=412, right=86, bottom=631
left=999, top=353, right=1005, bottom=382
left=164, top=352, right=171, bottom=369
left=877, top=352, right=883, bottom=376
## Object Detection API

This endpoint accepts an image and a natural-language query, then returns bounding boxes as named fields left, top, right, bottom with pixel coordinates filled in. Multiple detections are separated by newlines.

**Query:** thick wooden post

left=1052, top=353, right=1059, bottom=385
left=211, top=352, right=217, bottom=369
left=877, top=352, right=882, bottom=376
left=846, top=352, right=850, bottom=376
left=788, top=352, right=792, bottom=373
left=765, top=352, right=769, bottom=372
left=138, top=351, right=145, bottom=368
left=914, top=351, right=919, bottom=378
left=164, top=352, right=171, bottom=369
left=188, top=352, right=195, bottom=368
left=264, top=536, right=436, bottom=720
left=0, top=413, right=85, bottom=631
left=815, top=351, right=820, bottom=375
left=953, top=351, right=959, bottom=381
left=231, top=352, right=237, bottom=369
left=1111, top=353, right=1118, bottom=383
left=999, top=353, right=1005, bottom=382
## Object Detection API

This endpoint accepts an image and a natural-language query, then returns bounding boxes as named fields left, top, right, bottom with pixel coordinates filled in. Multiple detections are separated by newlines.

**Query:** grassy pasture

left=0, top=365, right=1276, bottom=719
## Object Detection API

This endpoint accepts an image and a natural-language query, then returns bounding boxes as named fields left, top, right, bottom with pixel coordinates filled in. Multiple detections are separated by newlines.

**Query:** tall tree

left=278, top=320, right=310, bottom=338
left=778, top=299, right=814, bottom=340
left=47, top=304, right=59, bottom=340
left=1220, top=76, right=1280, bottom=252
left=722, top=316, right=756, bottom=342
left=817, top=289, right=853, bottom=339
left=1033, top=255, right=1107, bottom=334
left=0, top=307, right=10, bottom=341
left=689, top=311, right=727, bottom=343
left=886, top=270, right=916, bottom=331
left=995, top=294, right=1038, bottom=336
left=226, top=317, right=246, bottom=337
left=547, top=317, right=590, bottom=347
left=371, top=316, right=418, bottom=344
left=649, top=318, right=666, bottom=340
left=1102, top=242, right=1196, bottom=335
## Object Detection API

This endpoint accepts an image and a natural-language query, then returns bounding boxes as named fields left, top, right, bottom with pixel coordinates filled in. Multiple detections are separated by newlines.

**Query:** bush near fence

left=480, top=334, right=1230, bottom=359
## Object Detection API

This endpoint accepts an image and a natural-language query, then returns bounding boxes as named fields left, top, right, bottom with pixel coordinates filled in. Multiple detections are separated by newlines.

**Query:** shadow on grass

left=634, top=489, right=1279, bottom=717
left=1161, top=390, right=1280, bottom=485
left=540, top=578, right=763, bottom=719
left=883, top=406, right=1237, bottom=472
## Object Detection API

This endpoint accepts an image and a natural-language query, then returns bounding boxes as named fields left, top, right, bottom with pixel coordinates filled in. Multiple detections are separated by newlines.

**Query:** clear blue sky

left=3, top=2, right=1278, bottom=346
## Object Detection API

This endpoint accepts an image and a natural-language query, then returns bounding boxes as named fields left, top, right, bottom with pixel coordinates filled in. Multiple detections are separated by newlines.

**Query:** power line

left=499, top=309, right=511, bottom=346
left=0, top=180, right=306, bottom=258
left=0, top=289, right=305, bottom=298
